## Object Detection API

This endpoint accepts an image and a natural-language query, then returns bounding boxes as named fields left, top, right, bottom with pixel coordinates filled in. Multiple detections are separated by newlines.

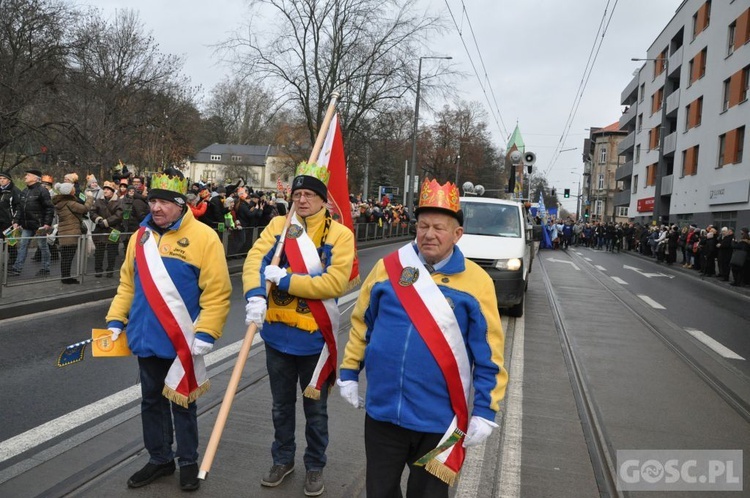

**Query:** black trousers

left=364, top=414, right=449, bottom=498
left=59, top=245, right=77, bottom=278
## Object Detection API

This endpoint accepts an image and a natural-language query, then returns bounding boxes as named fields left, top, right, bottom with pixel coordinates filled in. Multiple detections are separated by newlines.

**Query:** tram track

left=539, top=249, right=750, bottom=497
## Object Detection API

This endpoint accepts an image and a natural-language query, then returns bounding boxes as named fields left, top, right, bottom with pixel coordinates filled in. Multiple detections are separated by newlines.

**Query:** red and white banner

left=317, top=113, right=359, bottom=286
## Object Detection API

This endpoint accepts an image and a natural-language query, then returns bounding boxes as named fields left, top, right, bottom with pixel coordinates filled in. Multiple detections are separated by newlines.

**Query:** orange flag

left=317, top=114, right=360, bottom=287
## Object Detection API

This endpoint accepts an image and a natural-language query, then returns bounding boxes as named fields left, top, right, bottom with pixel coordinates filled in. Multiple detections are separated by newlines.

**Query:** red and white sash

left=135, top=227, right=209, bottom=408
left=283, top=214, right=340, bottom=399
left=383, top=244, right=471, bottom=485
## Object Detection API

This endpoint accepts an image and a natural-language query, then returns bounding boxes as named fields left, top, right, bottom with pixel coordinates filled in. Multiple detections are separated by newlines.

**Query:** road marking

left=638, top=294, right=666, bottom=309
left=497, top=316, right=524, bottom=498
left=339, top=289, right=361, bottom=306
left=685, top=328, right=745, bottom=360
left=611, top=277, right=628, bottom=285
left=546, top=258, right=580, bottom=271
left=623, top=264, right=674, bottom=279
left=583, top=257, right=592, bottom=262
left=595, top=265, right=606, bottom=271
left=0, top=335, right=261, bottom=464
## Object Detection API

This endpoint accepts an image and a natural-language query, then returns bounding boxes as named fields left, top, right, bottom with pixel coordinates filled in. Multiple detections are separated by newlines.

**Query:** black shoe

left=304, top=470, right=325, bottom=496
left=261, top=463, right=294, bottom=487
left=8, top=269, right=21, bottom=276
left=106, top=271, right=114, bottom=278
left=127, top=461, right=176, bottom=488
left=180, top=463, right=200, bottom=491
left=36, top=268, right=50, bottom=276
left=95, top=273, right=103, bottom=278
left=61, top=278, right=80, bottom=284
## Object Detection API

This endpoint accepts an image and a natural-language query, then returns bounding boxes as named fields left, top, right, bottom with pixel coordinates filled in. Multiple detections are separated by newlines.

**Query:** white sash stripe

left=397, top=244, right=470, bottom=462
left=141, top=228, right=207, bottom=390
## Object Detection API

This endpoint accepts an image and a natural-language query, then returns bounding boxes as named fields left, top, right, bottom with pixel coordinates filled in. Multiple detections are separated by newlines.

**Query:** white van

left=456, top=197, right=541, bottom=317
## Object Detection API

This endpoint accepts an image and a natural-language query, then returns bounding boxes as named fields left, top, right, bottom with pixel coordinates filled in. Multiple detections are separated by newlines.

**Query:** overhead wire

left=543, top=0, right=620, bottom=176
left=443, top=0, right=509, bottom=141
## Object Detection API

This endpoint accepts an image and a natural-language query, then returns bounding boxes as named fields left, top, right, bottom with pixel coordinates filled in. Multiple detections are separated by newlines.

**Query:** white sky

left=87, top=0, right=683, bottom=211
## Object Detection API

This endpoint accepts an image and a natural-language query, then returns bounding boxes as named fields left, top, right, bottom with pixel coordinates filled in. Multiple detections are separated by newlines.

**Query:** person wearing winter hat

left=85, top=174, right=104, bottom=200
left=104, top=166, right=231, bottom=491
left=53, top=183, right=94, bottom=283
left=90, top=180, right=123, bottom=278
left=242, top=160, right=355, bottom=495
left=9, top=169, right=55, bottom=276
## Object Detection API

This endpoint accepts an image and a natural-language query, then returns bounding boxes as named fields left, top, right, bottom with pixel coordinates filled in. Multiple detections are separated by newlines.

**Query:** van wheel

left=506, top=297, right=524, bottom=318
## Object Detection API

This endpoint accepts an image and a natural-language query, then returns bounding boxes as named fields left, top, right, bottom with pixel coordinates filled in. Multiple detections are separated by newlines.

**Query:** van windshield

left=461, top=202, right=521, bottom=237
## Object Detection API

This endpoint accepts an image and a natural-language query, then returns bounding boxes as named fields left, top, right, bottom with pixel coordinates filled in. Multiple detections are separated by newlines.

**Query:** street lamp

left=407, top=55, right=452, bottom=211
left=632, top=56, right=669, bottom=225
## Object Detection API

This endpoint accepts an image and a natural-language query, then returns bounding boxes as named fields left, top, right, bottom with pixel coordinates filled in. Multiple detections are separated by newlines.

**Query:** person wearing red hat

left=338, top=178, right=507, bottom=497
left=9, top=169, right=55, bottom=276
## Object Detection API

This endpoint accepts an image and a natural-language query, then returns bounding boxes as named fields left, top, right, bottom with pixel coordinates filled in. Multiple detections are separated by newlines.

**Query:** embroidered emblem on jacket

left=287, top=224, right=303, bottom=239
left=177, top=237, right=189, bottom=247
left=399, top=267, right=419, bottom=286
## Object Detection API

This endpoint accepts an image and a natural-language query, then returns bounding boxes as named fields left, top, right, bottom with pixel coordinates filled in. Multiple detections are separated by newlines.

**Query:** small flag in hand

left=58, top=343, right=86, bottom=367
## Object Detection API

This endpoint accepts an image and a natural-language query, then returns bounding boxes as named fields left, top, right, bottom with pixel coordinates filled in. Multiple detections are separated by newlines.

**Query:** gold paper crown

left=418, top=178, right=460, bottom=214
left=295, top=161, right=330, bottom=186
left=150, top=172, right=188, bottom=194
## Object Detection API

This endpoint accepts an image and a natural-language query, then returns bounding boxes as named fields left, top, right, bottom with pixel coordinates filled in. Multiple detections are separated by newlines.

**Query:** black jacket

left=0, top=183, right=21, bottom=232
left=13, top=182, right=54, bottom=231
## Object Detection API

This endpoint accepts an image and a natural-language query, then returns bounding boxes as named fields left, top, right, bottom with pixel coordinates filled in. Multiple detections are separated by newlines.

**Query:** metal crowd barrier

left=0, top=221, right=412, bottom=295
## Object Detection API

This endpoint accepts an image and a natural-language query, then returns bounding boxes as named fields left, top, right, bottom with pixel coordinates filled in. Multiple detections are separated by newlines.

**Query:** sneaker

left=180, top=463, right=200, bottom=491
left=36, top=268, right=50, bottom=276
left=260, top=463, right=294, bottom=487
left=304, top=470, right=324, bottom=496
left=8, top=269, right=21, bottom=276
left=127, top=461, right=176, bottom=488
left=61, top=278, right=80, bottom=284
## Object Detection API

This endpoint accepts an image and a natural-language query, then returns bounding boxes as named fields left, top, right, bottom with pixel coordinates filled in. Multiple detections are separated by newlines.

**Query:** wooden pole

left=198, top=91, right=341, bottom=480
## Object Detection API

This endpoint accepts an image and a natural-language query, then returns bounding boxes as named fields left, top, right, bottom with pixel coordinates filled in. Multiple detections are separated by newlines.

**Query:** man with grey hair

left=10, top=169, right=54, bottom=276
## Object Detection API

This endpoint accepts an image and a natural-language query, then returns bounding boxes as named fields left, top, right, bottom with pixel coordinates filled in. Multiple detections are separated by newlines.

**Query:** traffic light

left=551, top=188, right=556, bottom=196
left=584, top=208, right=589, bottom=219
left=564, top=188, right=570, bottom=198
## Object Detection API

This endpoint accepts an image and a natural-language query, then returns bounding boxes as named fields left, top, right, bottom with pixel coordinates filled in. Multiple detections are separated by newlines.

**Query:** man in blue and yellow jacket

left=243, top=161, right=355, bottom=496
left=106, top=169, right=231, bottom=492
left=338, top=178, right=507, bottom=498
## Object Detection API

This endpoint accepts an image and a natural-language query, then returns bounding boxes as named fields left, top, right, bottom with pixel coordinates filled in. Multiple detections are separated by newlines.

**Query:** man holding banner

left=338, top=178, right=507, bottom=497
left=243, top=158, right=355, bottom=496
left=105, top=168, right=232, bottom=491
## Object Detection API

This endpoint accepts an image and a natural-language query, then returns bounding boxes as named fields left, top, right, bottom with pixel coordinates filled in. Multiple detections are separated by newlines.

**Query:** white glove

left=264, top=265, right=288, bottom=285
left=245, top=296, right=267, bottom=329
left=462, top=416, right=498, bottom=448
left=108, top=327, right=122, bottom=342
left=191, top=337, right=214, bottom=356
left=336, top=378, right=363, bottom=408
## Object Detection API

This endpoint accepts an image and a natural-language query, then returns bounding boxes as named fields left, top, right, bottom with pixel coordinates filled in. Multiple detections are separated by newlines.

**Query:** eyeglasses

left=292, top=192, right=317, bottom=201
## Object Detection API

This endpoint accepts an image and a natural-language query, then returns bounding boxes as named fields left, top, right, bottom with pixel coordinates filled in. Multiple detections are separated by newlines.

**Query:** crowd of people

left=544, top=219, right=750, bottom=287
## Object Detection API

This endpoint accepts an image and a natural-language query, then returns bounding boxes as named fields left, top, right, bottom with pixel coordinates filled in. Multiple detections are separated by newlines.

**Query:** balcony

left=667, top=46, right=682, bottom=78
left=616, top=160, right=633, bottom=181
left=614, top=190, right=631, bottom=206
left=663, top=131, right=677, bottom=156
left=617, top=131, right=635, bottom=155
left=661, top=174, right=673, bottom=196
left=619, top=104, right=637, bottom=129
left=620, top=74, right=639, bottom=105
left=666, top=89, right=680, bottom=118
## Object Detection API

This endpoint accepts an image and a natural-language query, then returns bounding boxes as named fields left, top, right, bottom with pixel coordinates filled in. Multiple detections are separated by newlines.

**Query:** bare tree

left=0, top=0, right=76, bottom=170
left=204, top=77, right=280, bottom=145
left=66, top=8, right=190, bottom=176
left=221, top=0, right=446, bottom=148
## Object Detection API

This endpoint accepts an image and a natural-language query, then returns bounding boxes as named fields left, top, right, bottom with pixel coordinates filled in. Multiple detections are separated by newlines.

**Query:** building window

left=689, top=48, right=708, bottom=83
left=719, top=126, right=746, bottom=166
left=718, top=133, right=727, bottom=167
left=692, top=1, right=711, bottom=39
left=713, top=211, right=738, bottom=232
left=639, top=83, right=645, bottom=102
left=635, top=144, right=641, bottom=163
left=682, top=145, right=699, bottom=176
left=210, top=154, right=221, bottom=161
left=231, top=155, right=242, bottom=162
left=637, top=114, right=643, bottom=132
left=723, top=78, right=731, bottom=111
left=597, top=173, right=605, bottom=189
left=732, top=8, right=750, bottom=51
left=741, top=66, right=750, bottom=102
left=599, top=146, right=607, bottom=164
left=270, top=173, right=277, bottom=181
left=252, top=172, right=259, bottom=182
left=594, top=200, right=604, bottom=216
left=616, top=206, right=629, bottom=218
left=728, top=21, right=736, bottom=56
left=686, top=96, right=703, bottom=130
left=632, top=175, right=638, bottom=194
left=646, top=164, right=657, bottom=186
left=649, top=127, right=660, bottom=150
left=737, top=126, right=745, bottom=163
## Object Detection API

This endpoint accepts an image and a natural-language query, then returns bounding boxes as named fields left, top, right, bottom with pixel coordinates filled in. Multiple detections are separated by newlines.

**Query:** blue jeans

left=13, top=229, right=50, bottom=271
left=266, top=345, right=329, bottom=471
left=138, top=356, right=198, bottom=466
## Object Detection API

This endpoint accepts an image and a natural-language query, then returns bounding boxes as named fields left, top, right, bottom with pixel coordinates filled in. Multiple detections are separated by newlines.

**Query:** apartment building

left=617, top=0, right=750, bottom=229
left=583, top=122, right=628, bottom=223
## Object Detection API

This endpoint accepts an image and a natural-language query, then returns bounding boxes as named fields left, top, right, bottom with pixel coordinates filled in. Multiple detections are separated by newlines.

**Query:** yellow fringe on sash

left=303, top=385, right=321, bottom=399
left=162, top=380, right=210, bottom=409
left=265, top=308, right=319, bottom=332
left=345, top=275, right=361, bottom=292
left=425, top=459, right=458, bottom=486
